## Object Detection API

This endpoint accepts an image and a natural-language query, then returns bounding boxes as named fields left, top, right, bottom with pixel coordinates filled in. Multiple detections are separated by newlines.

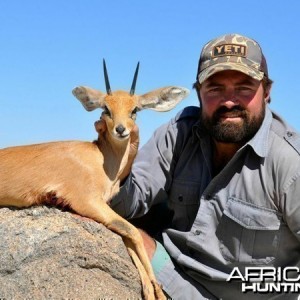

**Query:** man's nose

left=222, top=89, right=238, bottom=105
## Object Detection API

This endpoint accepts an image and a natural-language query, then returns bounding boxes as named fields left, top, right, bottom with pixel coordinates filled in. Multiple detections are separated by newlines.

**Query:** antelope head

left=72, top=60, right=189, bottom=141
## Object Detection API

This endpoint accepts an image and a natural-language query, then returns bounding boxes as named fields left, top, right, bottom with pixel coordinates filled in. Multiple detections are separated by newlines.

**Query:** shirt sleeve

left=110, top=120, right=178, bottom=219
left=282, top=173, right=300, bottom=241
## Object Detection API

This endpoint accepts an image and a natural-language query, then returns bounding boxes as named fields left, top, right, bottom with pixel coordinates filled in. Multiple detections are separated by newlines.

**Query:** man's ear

left=264, top=86, right=272, bottom=103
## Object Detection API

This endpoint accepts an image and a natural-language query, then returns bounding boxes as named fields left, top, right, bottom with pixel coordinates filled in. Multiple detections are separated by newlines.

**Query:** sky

left=1, top=1, right=300, bottom=148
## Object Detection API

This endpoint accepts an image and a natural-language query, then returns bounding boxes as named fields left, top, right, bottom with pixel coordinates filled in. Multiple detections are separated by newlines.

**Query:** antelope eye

left=131, top=107, right=138, bottom=119
left=103, top=105, right=111, bottom=117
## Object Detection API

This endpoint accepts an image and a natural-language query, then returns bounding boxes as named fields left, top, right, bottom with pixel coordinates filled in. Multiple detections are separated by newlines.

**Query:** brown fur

left=0, top=84, right=189, bottom=300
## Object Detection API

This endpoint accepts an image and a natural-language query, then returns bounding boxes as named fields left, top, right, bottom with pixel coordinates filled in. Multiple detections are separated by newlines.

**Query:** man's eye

left=237, top=86, right=250, bottom=91
left=208, top=87, right=222, bottom=94
left=236, top=86, right=254, bottom=95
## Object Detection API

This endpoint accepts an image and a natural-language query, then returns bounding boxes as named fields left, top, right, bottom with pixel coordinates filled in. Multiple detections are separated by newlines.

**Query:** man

left=110, top=34, right=300, bottom=299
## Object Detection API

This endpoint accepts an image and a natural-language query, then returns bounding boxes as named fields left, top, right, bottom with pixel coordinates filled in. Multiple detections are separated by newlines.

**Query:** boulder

left=0, top=206, right=142, bottom=299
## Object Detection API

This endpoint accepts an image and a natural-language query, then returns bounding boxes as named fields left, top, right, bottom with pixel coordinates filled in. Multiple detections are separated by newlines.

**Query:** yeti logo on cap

left=212, top=44, right=247, bottom=58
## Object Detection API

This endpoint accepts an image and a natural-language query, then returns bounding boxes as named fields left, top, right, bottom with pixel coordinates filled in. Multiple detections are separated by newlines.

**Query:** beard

left=200, top=102, right=266, bottom=144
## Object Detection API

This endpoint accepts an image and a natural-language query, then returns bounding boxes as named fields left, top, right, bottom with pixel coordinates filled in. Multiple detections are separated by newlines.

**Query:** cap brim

left=198, top=62, right=264, bottom=84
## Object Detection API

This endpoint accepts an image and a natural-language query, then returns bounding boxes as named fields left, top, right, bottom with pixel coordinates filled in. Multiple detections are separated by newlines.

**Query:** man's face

left=199, top=70, right=269, bottom=144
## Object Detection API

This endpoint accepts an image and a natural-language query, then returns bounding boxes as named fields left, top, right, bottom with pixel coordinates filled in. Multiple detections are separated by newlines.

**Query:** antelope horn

left=103, top=59, right=112, bottom=95
left=130, top=62, right=140, bottom=96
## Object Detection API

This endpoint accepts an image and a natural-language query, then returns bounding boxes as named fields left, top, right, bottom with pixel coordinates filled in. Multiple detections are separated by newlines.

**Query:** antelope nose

left=116, top=125, right=126, bottom=135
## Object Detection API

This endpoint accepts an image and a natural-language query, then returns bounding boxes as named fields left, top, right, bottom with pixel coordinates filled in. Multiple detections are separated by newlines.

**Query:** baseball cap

left=197, top=33, right=269, bottom=84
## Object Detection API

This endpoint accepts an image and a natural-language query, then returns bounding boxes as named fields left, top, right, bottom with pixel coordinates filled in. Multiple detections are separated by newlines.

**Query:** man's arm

left=282, top=175, right=300, bottom=241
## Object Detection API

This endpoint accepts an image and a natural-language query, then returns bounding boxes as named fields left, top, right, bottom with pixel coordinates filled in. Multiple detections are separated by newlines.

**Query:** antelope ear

left=138, top=86, right=189, bottom=112
left=72, top=86, right=106, bottom=111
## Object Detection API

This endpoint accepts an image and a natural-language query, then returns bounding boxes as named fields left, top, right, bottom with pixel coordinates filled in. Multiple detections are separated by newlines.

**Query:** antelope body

left=0, top=61, right=189, bottom=300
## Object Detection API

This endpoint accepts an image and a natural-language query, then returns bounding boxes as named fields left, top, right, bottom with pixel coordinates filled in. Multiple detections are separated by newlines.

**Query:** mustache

left=213, top=106, right=247, bottom=119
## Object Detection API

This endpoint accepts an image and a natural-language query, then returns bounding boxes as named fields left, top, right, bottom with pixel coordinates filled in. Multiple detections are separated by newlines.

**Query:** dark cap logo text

left=213, top=44, right=246, bottom=57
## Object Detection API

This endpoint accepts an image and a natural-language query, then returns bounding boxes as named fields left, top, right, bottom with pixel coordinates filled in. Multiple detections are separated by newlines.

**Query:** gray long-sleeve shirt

left=111, top=106, right=300, bottom=299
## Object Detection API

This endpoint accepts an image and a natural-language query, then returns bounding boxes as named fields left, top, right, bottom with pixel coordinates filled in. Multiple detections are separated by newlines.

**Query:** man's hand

left=127, top=123, right=140, bottom=160
left=119, top=123, right=139, bottom=182
left=94, top=118, right=106, bottom=137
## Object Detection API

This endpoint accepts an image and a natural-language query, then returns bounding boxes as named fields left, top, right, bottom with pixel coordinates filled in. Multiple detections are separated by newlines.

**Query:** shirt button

left=178, top=194, right=183, bottom=202
left=194, top=230, right=201, bottom=235
left=287, top=131, right=293, bottom=137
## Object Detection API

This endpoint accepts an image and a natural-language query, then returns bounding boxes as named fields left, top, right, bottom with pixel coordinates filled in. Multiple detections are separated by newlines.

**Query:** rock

left=0, top=206, right=142, bottom=299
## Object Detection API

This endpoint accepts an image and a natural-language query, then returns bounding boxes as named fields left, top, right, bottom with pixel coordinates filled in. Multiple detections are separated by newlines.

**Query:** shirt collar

left=246, top=106, right=272, bottom=158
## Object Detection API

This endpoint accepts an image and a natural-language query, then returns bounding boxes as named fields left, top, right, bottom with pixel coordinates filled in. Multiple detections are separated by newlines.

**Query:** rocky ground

left=0, top=206, right=142, bottom=299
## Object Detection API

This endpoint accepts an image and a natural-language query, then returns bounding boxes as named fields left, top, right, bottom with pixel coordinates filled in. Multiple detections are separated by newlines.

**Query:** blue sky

left=1, top=1, right=300, bottom=148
